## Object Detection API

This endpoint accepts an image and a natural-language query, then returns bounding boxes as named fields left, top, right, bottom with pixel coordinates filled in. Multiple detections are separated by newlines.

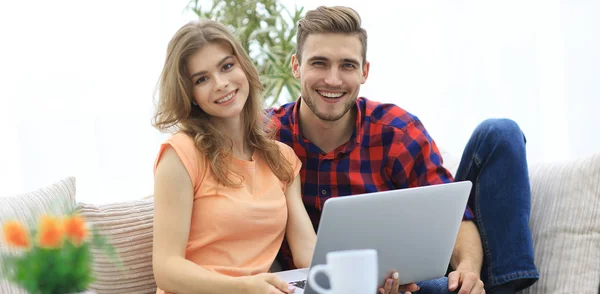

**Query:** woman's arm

left=153, top=147, right=293, bottom=294
left=284, top=175, right=316, bottom=269
left=153, top=147, right=244, bottom=293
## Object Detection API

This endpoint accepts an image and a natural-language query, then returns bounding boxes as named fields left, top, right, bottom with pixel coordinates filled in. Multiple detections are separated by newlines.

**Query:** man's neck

left=298, top=103, right=356, bottom=154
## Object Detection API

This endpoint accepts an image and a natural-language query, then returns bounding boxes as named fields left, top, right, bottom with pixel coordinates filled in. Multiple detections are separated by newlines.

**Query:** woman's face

left=186, top=41, right=250, bottom=121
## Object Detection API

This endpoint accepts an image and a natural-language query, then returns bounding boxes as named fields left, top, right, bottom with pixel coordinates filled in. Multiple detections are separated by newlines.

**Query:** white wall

left=284, top=0, right=598, bottom=163
left=0, top=0, right=191, bottom=202
left=562, top=0, right=600, bottom=158
left=1, top=0, right=598, bottom=204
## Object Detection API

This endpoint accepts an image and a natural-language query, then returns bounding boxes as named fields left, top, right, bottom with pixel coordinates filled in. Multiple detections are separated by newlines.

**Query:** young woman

left=151, top=20, right=316, bottom=294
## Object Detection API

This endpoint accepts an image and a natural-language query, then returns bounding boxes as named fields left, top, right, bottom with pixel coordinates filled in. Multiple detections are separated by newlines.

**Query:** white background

left=1, top=0, right=598, bottom=204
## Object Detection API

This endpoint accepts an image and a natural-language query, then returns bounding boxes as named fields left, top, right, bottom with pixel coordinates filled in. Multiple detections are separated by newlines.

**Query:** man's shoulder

left=266, top=101, right=297, bottom=120
left=359, top=97, right=421, bottom=131
left=266, top=101, right=297, bottom=132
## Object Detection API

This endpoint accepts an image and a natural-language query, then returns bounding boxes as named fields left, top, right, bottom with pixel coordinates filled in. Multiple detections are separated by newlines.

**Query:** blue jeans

left=416, top=119, right=539, bottom=293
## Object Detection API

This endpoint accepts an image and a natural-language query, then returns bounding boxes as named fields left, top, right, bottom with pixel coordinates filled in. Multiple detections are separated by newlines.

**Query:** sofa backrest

left=77, top=199, right=156, bottom=294
left=0, top=177, right=77, bottom=294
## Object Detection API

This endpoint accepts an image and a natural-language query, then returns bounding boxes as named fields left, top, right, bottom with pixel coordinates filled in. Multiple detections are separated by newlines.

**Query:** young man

left=268, top=5, right=539, bottom=294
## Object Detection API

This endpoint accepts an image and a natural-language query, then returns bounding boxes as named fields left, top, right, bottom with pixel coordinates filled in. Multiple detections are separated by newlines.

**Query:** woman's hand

left=239, top=273, right=296, bottom=294
left=378, top=272, right=420, bottom=294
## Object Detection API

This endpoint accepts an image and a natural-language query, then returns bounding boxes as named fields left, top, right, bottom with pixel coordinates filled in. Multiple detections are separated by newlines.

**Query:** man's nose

left=324, top=68, right=342, bottom=86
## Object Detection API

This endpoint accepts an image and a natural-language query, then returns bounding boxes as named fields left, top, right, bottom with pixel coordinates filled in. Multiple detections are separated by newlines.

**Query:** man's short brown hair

left=296, top=6, right=368, bottom=65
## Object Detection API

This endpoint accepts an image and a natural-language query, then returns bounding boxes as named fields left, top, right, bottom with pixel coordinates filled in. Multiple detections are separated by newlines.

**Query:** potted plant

left=1, top=213, right=119, bottom=294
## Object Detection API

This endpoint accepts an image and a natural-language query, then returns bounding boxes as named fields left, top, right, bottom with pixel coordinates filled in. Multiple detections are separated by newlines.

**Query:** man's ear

left=361, top=61, right=370, bottom=84
left=291, top=54, right=300, bottom=79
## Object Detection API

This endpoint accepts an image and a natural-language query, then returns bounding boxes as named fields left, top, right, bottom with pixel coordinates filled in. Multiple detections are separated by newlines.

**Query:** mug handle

left=307, top=264, right=332, bottom=294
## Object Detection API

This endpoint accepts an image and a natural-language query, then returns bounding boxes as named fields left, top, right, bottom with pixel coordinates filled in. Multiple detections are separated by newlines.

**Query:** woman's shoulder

left=271, top=140, right=300, bottom=168
left=271, top=140, right=297, bottom=158
left=157, top=132, right=207, bottom=191
left=165, top=131, right=206, bottom=163
left=272, top=140, right=293, bottom=152
left=167, top=132, right=196, bottom=146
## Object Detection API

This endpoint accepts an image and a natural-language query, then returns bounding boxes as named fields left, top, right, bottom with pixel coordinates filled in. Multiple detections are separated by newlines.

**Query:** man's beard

left=302, top=92, right=356, bottom=122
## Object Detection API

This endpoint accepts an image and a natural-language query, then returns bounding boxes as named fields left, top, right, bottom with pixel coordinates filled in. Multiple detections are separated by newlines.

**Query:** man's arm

left=390, top=120, right=454, bottom=188
left=448, top=221, right=484, bottom=292
left=390, top=119, right=485, bottom=293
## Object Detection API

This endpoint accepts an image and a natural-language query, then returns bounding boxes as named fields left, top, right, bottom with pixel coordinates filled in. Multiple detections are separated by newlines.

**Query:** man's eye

left=343, top=63, right=356, bottom=69
left=312, top=61, right=326, bottom=66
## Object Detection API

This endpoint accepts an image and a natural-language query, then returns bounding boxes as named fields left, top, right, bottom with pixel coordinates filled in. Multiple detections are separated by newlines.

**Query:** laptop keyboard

left=289, top=280, right=306, bottom=289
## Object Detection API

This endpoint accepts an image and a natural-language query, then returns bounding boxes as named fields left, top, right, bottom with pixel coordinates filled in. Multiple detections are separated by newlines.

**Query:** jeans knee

left=416, top=277, right=456, bottom=294
left=474, top=118, right=525, bottom=147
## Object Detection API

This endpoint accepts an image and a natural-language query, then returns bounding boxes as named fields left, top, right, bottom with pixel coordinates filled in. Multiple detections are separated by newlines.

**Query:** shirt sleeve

left=389, top=120, right=474, bottom=220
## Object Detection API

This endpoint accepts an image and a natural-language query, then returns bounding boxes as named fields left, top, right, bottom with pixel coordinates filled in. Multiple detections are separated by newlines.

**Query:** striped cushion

left=0, top=177, right=77, bottom=294
left=76, top=199, right=156, bottom=294
left=520, top=153, right=600, bottom=294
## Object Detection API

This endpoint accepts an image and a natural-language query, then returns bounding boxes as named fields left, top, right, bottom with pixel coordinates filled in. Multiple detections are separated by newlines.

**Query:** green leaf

left=91, top=227, right=123, bottom=269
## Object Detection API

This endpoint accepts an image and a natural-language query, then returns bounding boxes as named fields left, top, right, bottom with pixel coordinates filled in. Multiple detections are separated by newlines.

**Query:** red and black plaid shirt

left=268, top=97, right=473, bottom=270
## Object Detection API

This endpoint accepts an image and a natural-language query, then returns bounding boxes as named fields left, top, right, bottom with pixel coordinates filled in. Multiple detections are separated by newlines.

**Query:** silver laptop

left=276, top=181, right=472, bottom=294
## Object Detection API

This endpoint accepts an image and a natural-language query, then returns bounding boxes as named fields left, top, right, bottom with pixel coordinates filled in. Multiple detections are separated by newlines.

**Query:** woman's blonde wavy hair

left=152, top=20, right=294, bottom=187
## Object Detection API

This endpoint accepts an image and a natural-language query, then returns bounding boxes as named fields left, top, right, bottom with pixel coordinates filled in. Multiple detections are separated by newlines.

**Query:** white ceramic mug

left=307, top=249, right=378, bottom=294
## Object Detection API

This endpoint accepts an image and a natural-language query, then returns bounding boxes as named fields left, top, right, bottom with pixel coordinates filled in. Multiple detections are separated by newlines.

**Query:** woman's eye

left=195, top=77, right=208, bottom=84
left=222, top=63, right=234, bottom=71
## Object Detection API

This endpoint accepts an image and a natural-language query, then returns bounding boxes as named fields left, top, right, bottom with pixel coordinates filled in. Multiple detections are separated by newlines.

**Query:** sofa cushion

left=521, top=153, right=600, bottom=294
left=76, top=198, right=156, bottom=294
left=0, top=177, right=77, bottom=294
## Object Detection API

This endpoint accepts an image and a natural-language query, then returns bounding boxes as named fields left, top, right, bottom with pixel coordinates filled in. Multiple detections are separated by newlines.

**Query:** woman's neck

left=211, top=115, right=253, bottom=161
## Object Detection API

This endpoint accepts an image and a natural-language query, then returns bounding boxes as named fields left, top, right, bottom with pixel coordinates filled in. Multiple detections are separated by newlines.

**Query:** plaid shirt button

left=321, top=189, right=327, bottom=195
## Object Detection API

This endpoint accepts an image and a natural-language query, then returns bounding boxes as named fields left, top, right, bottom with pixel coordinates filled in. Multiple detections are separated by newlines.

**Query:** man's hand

left=449, top=220, right=484, bottom=293
left=378, top=272, right=420, bottom=294
left=448, top=269, right=485, bottom=294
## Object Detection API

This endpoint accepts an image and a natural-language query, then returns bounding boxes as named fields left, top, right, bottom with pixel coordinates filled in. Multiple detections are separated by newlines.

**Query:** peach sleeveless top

left=154, top=133, right=301, bottom=294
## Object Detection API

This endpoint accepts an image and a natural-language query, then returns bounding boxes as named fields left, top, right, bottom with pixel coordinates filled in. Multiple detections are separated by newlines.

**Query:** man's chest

left=298, top=152, right=395, bottom=198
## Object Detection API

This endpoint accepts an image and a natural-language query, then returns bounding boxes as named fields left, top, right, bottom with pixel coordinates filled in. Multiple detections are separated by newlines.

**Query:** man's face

left=292, top=33, right=369, bottom=122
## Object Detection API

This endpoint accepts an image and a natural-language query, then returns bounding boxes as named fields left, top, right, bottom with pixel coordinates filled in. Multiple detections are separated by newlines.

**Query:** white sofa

left=1, top=153, right=599, bottom=294
left=440, top=151, right=600, bottom=294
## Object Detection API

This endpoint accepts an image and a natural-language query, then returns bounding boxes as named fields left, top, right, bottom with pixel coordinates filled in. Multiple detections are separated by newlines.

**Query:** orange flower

left=37, top=215, right=64, bottom=248
left=2, top=220, right=30, bottom=249
left=63, top=215, right=89, bottom=246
